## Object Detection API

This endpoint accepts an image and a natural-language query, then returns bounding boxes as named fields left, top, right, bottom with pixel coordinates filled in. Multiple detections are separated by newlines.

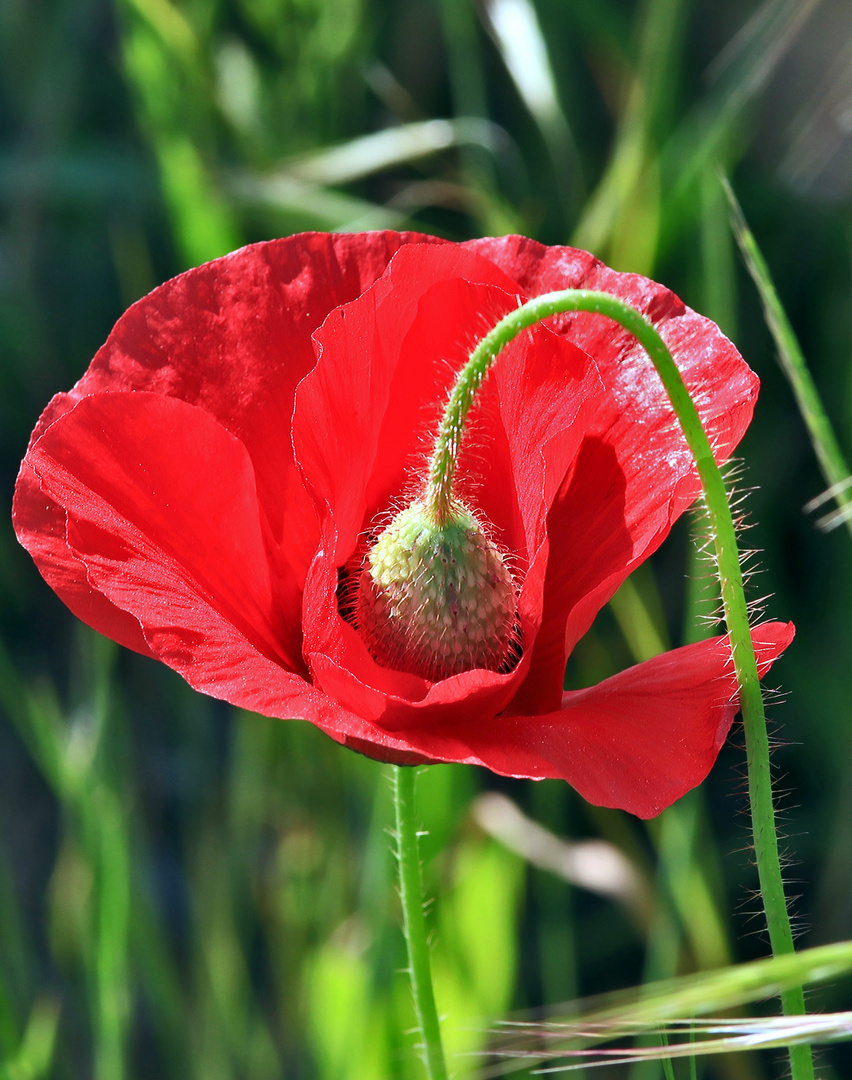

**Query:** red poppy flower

left=13, top=232, right=793, bottom=818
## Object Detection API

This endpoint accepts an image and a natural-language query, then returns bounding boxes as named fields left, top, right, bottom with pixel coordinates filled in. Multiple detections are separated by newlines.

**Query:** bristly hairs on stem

left=691, top=458, right=809, bottom=954
left=687, top=457, right=766, bottom=635
left=390, top=288, right=811, bottom=1080
left=391, top=765, right=449, bottom=1080
left=432, top=288, right=814, bottom=1080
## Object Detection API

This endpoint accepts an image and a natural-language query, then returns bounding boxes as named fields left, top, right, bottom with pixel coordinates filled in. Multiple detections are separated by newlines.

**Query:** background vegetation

left=2, top=0, right=851, bottom=1076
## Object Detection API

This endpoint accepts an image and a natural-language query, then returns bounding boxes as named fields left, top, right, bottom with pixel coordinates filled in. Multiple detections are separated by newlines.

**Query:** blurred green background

left=2, top=0, right=852, bottom=1076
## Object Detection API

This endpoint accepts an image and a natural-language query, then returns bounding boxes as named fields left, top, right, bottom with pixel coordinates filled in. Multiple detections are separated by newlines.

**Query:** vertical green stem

left=392, top=765, right=448, bottom=1080
left=432, top=289, right=813, bottom=1079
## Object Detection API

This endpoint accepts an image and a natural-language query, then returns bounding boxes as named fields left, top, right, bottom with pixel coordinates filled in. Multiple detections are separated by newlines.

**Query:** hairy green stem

left=392, top=765, right=448, bottom=1080
left=431, top=289, right=812, bottom=1079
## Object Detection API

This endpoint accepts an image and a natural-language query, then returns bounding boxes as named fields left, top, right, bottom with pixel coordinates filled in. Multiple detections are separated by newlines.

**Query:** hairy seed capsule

left=356, top=499, right=517, bottom=682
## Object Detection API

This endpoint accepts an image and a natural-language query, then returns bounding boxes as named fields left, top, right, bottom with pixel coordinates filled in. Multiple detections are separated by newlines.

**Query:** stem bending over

left=394, top=288, right=812, bottom=1080
left=442, top=289, right=812, bottom=1080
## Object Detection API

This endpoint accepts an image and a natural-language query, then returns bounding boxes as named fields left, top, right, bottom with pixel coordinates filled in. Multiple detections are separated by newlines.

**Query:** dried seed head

left=356, top=499, right=517, bottom=682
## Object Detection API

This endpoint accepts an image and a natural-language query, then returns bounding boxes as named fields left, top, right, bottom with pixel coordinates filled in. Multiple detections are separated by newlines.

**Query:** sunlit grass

left=1, top=0, right=850, bottom=1077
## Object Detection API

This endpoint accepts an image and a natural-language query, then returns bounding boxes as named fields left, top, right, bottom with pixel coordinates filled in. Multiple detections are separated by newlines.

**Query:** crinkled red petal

left=337, top=622, right=795, bottom=819
left=294, top=243, right=521, bottom=549
left=24, top=232, right=444, bottom=589
left=13, top=231, right=788, bottom=816
left=294, top=243, right=600, bottom=726
left=464, top=237, right=760, bottom=714
left=14, top=457, right=157, bottom=660
left=18, top=392, right=305, bottom=676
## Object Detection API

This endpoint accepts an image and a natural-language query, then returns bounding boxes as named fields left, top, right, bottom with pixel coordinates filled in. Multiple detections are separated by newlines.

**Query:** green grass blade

left=658, top=0, right=819, bottom=253
left=437, top=0, right=526, bottom=235
left=4, top=997, right=61, bottom=1080
left=480, top=1013, right=852, bottom=1075
left=572, top=0, right=689, bottom=267
left=660, top=1038, right=677, bottom=1080
left=479, top=941, right=852, bottom=1075
left=580, top=940, right=852, bottom=1022
left=478, top=0, right=580, bottom=214
left=722, top=174, right=852, bottom=543
left=116, top=0, right=241, bottom=266
left=278, top=119, right=505, bottom=186
left=224, top=170, right=409, bottom=232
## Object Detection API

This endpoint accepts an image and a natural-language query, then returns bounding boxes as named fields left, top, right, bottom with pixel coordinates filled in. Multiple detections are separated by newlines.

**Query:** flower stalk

left=431, top=289, right=813, bottom=1079
left=392, top=765, right=448, bottom=1080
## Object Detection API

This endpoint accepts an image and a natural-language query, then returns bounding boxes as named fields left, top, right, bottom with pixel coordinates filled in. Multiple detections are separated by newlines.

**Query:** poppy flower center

left=351, top=296, right=537, bottom=683
left=355, top=498, right=518, bottom=682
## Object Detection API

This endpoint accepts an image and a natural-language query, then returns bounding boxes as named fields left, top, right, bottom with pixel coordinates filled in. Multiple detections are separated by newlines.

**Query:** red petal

left=14, top=231, right=788, bottom=816
left=26, top=233, right=444, bottom=590
left=345, top=622, right=795, bottom=819
left=14, top=459, right=157, bottom=659
left=293, top=243, right=524, bottom=551
left=17, top=391, right=306, bottom=676
left=468, top=237, right=760, bottom=713
left=294, top=243, right=600, bottom=725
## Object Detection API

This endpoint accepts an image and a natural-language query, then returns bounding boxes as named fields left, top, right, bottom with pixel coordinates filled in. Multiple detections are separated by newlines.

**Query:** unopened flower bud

left=356, top=499, right=517, bottom=682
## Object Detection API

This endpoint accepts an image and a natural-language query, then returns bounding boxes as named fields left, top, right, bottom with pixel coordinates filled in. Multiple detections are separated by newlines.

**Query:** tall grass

left=1, top=0, right=851, bottom=1077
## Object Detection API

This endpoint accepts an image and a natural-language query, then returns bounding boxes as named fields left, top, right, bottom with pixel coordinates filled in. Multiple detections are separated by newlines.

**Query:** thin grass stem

left=722, top=174, right=852, bottom=545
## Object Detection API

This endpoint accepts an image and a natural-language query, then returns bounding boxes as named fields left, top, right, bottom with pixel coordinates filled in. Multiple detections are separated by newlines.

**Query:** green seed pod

left=356, top=499, right=517, bottom=682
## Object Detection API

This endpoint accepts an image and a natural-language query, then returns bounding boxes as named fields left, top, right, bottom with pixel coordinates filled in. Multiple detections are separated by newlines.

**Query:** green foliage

left=2, top=0, right=852, bottom=1077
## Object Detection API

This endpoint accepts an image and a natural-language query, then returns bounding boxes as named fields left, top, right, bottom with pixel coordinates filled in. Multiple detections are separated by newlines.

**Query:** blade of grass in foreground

left=479, top=1013, right=852, bottom=1075
left=722, top=174, right=852, bottom=542
left=475, top=939, right=852, bottom=1077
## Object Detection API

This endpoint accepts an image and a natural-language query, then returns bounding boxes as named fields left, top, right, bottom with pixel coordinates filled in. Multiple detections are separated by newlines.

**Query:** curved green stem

left=434, top=289, right=812, bottom=1079
left=392, top=765, right=448, bottom=1080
